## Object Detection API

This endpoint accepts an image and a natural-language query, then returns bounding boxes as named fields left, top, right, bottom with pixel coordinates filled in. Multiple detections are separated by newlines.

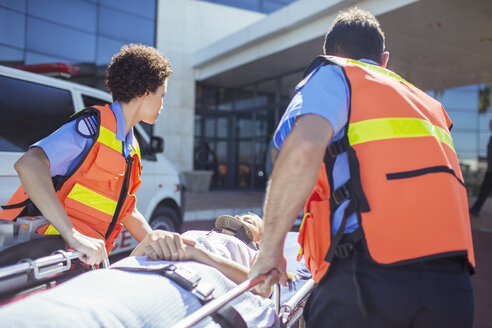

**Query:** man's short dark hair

left=106, top=44, right=172, bottom=103
left=324, top=7, right=385, bottom=64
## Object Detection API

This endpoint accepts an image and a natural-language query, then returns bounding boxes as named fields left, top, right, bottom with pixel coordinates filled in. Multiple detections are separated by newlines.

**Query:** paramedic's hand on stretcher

left=14, top=148, right=108, bottom=266
left=249, top=247, right=288, bottom=296
left=132, top=230, right=197, bottom=261
left=65, top=228, right=108, bottom=266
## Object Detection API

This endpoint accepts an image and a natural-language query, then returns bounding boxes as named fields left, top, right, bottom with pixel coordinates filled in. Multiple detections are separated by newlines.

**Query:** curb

left=183, top=207, right=263, bottom=222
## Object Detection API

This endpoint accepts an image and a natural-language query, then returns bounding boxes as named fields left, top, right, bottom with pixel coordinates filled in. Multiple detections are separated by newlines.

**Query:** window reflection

left=0, top=0, right=155, bottom=84
left=27, top=17, right=96, bottom=62
left=27, top=0, right=97, bottom=33
left=98, top=7, right=154, bottom=45
left=197, top=0, right=297, bottom=13
left=0, top=7, right=25, bottom=48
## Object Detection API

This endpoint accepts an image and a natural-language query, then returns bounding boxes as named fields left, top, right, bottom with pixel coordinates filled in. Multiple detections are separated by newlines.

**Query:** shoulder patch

left=75, top=115, right=98, bottom=138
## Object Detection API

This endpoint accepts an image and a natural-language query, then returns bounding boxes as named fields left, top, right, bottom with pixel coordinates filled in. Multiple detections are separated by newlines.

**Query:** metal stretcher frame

left=0, top=250, right=109, bottom=303
left=0, top=250, right=314, bottom=328
left=172, top=273, right=315, bottom=328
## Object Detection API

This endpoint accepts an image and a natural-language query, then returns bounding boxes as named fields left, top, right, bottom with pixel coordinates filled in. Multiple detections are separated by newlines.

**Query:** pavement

left=182, top=191, right=492, bottom=328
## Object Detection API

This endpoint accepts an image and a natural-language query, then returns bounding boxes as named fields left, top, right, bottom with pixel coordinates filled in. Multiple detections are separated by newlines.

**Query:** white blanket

left=0, top=256, right=276, bottom=328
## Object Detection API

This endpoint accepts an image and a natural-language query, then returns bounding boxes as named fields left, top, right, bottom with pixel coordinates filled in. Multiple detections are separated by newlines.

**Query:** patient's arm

left=131, top=230, right=195, bottom=260
left=131, top=230, right=272, bottom=297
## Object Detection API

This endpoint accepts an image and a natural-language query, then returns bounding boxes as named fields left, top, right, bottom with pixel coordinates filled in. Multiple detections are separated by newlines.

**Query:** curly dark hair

left=106, top=44, right=172, bottom=103
left=324, top=7, right=385, bottom=64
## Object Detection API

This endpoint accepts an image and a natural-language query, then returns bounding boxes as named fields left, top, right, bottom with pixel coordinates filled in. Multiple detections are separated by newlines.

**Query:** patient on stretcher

left=131, top=213, right=271, bottom=295
left=0, top=214, right=310, bottom=327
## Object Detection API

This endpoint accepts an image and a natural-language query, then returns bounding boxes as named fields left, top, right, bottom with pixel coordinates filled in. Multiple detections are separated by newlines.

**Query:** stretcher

left=0, top=232, right=313, bottom=328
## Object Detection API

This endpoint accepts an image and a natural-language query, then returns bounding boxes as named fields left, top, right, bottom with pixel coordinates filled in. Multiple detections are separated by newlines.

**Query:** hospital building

left=1, top=0, right=491, bottom=192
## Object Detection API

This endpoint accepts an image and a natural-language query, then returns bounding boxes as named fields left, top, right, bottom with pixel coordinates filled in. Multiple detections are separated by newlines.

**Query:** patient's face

left=236, top=215, right=263, bottom=243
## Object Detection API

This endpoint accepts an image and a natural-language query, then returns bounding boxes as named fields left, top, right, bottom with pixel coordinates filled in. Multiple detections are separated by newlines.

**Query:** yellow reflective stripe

left=327, top=56, right=415, bottom=88
left=44, top=225, right=60, bottom=235
left=67, top=184, right=117, bottom=216
left=98, top=126, right=122, bottom=153
left=348, top=118, right=456, bottom=153
left=130, top=144, right=141, bottom=159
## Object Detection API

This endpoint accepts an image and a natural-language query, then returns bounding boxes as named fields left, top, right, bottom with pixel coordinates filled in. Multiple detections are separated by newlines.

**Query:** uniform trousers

left=303, top=241, right=474, bottom=328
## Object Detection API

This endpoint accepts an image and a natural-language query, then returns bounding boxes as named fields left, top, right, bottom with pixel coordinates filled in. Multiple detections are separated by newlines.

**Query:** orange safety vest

left=297, top=56, right=475, bottom=283
left=0, top=105, right=142, bottom=254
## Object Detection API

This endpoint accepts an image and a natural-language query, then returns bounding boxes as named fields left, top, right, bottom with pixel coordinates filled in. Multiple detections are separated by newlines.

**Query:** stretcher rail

left=279, top=279, right=314, bottom=327
left=171, top=272, right=271, bottom=328
left=0, top=250, right=109, bottom=281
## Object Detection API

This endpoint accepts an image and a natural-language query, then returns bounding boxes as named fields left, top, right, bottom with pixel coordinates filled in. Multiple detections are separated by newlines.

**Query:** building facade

left=1, top=0, right=491, bottom=191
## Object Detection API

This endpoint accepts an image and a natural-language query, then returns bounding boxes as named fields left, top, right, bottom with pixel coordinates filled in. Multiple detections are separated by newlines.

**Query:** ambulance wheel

left=150, top=206, right=181, bottom=232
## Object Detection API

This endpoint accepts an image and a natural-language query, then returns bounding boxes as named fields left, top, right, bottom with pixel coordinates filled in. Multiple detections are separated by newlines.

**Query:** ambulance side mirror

left=151, top=136, right=164, bottom=154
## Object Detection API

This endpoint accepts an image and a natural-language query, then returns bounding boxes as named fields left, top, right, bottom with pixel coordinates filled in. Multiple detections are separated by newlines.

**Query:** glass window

left=82, top=94, right=111, bottom=107
left=210, top=0, right=259, bottom=12
left=447, top=110, right=479, bottom=131
left=100, top=0, right=155, bottom=19
left=237, top=114, right=255, bottom=138
left=0, top=75, right=74, bottom=151
left=205, top=118, right=215, bottom=138
left=196, top=0, right=297, bottom=13
left=436, top=86, right=479, bottom=110
left=452, top=131, right=478, bottom=160
left=134, top=126, right=155, bottom=160
left=98, top=7, right=154, bottom=45
left=262, top=1, right=287, bottom=13
left=479, top=115, right=492, bottom=132
left=215, top=141, right=227, bottom=163
left=216, top=117, right=228, bottom=138
left=0, top=44, right=24, bottom=64
left=96, top=36, right=127, bottom=65
left=26, top=17, right=96, bottom=63
left=217, top=88, right=233, bottom=111
left=238, top=140, right=254, bottom=163
left=24, top=51, right=68, bottom=65
left=236, top=87, right=255, bottom=110
left=194, top=115, right=202, bottom=136
left=0, top=0, right=26, bottom=12
left=0, top=7, right=25, bottom=48
left=27, top=0, right=97, bottom=33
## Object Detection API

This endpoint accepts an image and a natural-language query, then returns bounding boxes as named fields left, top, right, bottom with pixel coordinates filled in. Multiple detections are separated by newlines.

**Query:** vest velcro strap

left=333, top=229, right=363, bottom=259
left=332, top=183, right=351, bottom=205
left=334, top=243, right=354, bottom=259
left=326, top=139, right=349, bottom=159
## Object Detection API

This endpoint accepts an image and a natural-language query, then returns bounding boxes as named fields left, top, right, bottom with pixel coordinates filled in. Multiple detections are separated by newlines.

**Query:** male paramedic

left=249, top=7, right=475, bottom=328
left=0, top=44, right=172, bottom=266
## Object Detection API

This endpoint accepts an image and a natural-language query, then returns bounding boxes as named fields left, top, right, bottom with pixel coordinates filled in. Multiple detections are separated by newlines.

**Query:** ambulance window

left=134, top=128, right=156, bottom=161
left=0, top=75, right=74, bottom=152
left=82, top=95, right=111, bottom=107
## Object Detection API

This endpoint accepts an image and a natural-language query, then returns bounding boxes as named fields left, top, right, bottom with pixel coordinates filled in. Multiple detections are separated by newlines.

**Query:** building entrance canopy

left=193, top=0, right=492, bottom=92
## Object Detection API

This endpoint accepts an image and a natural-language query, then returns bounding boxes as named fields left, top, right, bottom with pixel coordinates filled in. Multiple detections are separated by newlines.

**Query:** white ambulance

left=0, top=64, right=183, bottom=256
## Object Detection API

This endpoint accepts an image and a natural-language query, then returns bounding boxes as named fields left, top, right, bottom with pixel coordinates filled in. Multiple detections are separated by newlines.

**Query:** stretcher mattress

left=0, top=232, right=311, bottom=328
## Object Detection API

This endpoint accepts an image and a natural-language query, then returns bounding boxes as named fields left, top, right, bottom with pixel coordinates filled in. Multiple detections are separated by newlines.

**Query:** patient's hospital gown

left=0, top=231, right=276, bottom=327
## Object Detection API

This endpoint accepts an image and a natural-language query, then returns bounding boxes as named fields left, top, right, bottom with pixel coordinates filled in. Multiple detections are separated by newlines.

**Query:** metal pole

left=171, top=274, right=268, bottom=328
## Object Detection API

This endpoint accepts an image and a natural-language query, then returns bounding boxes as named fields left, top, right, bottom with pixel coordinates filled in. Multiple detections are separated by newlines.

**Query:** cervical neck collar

left=213, top=215, right=258, bottom=251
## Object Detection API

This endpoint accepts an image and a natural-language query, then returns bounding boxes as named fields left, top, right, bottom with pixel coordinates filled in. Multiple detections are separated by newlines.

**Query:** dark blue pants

left=304, top=242, right=474, bottom=328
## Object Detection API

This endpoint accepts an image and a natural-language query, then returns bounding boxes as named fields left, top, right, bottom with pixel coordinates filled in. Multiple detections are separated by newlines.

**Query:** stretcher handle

left=170, top=271, right=274, bottom=328
left=0, top=250, right=109, bottom=281
left=71, top=251, right=110, bottom=269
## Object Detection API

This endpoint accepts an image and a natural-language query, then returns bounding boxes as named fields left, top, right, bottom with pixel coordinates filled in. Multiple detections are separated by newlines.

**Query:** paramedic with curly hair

left=249, top=7, right=475, bottom=328
left=0, top=44, right=172, bottom=266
